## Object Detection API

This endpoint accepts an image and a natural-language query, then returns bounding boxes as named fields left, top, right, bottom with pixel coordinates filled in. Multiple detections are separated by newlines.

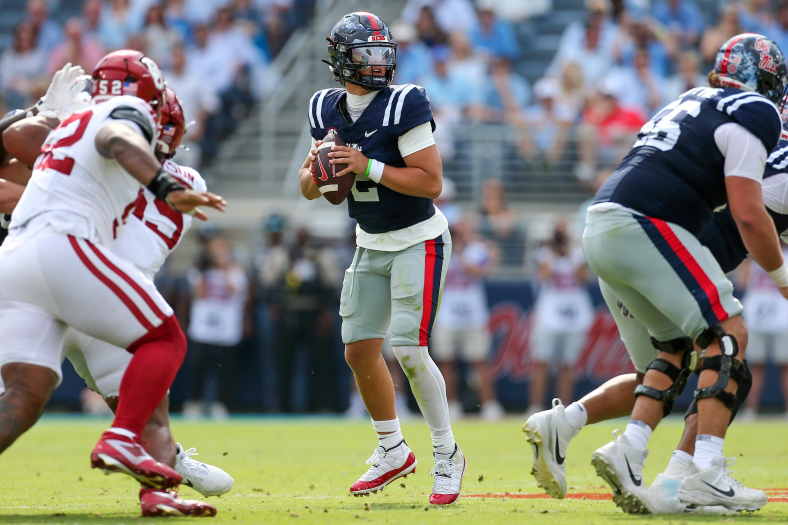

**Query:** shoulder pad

left=308, top=88, right=343, bottom=134
left=381, top=84, right=433, bottom=132
left=109, top=106, right=155, bottom=144
left=714, top=90, right=782, bottom=152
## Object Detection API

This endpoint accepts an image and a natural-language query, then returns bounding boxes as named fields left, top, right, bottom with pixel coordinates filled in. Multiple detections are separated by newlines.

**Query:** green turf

left=0, top=416, right=785, bottom=523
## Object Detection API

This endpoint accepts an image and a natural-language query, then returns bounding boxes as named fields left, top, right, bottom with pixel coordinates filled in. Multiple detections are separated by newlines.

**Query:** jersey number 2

left=352, top=175, right=380, bottom=202
left=37, top=110, right=93, bottom=176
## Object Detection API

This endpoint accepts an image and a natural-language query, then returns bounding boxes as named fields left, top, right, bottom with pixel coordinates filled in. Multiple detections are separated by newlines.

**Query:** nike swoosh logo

left=702, top=480, right=735, bottom=497
left=365, top=130, right=377, bottom=137
left=554, top=430, right=565, bottom=465
left=625, top=457, right=642, bottom=486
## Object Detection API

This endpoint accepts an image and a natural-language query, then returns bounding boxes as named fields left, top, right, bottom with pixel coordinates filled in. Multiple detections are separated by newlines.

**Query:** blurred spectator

left=447, top=32, right=486, bottom=87
left=763, top=2, right=788, bottom=60
left=548, top=0, right=619, bottom=88
left=606, top=47, right=664, bottom=116
left=418, top=47, right=468, bottom=159
left=276, top=227, right=340, bottom=412
left=652, top=0, right=703, bottom=48
left=185, top=234, right=248, bottom=418
left=663, top=50, right=705, bottom=102
left=257, top=0, right=295, bottom=58
left=432, top=217, right=502, bottom=420
left=738, top=0, right=772, bottom=35
left=391, top=22, right=432, bottom=85
left=434, top=177, right=462, bottom=226
left=477, top=179, right=526, bottom=268
left=517, top=77, right=572, bottom=168
left=47, top=18, right=105, bottom=76
left=738, top=253, right=788, bottom=419
left=470, top=0, right=520, bottom=60
left=618, top=13, right=669, bottom=79
left=575, top=79, right=646, bottom=185
left=556, top=62, right=586, bottom=120
left=26, top=0, right=63, bottom=53
left=81, top=0, right=104, bottom=45
left=164, top=43, right=221, bottom=167
left=480, top=0, right=551, bottom=22
left=188, top=23, right=233, bottom=91
left=469, top=57, right=531, bottom=123
left=99, top=0, right=142, bottom=50
left=163, top=0, right=199, bottom=41
left=526, top=223, right=593, bottom=416
left=0, top=22, right=46, bottom=109
left=232, top=0, right=271, bottom=61
left=402, top=0, right=478, bottom=35
left=142, top=5, right=181, bottom=65
left=700, top=4, right=742, bottom=67
left=414, top=6, right=448, bottom=49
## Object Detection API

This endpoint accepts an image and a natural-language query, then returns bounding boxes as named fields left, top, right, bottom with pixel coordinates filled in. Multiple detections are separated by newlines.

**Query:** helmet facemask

left=325, top=39, right=397, bottom=91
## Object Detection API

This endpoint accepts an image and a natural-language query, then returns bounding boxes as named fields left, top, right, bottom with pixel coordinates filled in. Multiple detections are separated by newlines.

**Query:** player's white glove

left=36, top=62, right=86, bottom=119
left=62, top=75, right=93, bottom=116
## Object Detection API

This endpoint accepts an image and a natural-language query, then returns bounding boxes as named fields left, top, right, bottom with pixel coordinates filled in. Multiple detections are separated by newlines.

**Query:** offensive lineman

left=580, top=34, right=788, bottom=513
left=2, top=86, right=233, bottom=516
left=524, top=103, right=788, bottom=514
left=298, top=13, right=465, bottom=504
left=0, top=50, right=225, bottom=490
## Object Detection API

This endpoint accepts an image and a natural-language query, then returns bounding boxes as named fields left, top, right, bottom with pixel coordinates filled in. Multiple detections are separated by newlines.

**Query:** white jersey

left=435, top=240, right=492, bottom=329
left=8, top=96, right=157, bottom=248
left=533, top=246, right=594, bottom=332
left=742, top=248, right=788, bottom=333
left=112, top=159, right=207, bottom=281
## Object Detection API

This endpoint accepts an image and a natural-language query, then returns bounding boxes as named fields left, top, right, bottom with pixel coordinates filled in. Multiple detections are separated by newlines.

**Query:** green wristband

left=364, top=158, right=373, bottom=177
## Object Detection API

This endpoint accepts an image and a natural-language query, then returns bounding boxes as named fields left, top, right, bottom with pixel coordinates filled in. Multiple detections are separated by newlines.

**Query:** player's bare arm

left=726, top=176, right=788, bottom=298
left=4, top=116, right=60, bottom=167
left=0, top=159, right=33, bottom=187
left=329, top=143, right=442, bottom=199
left=95, top=122, right=226, bottom=220
left=0, top=179, right=24, bottom=214
left=299, top=140, right=322, bottom=200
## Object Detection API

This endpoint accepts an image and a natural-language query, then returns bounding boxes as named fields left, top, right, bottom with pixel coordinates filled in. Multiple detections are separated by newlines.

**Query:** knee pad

left=693, top=334, right=744, bottom=411
left=650, top=335, right=693, bottom=353
left=634, top=350, right=695, bottom=418
left=730, top=359, right=752, bottom=422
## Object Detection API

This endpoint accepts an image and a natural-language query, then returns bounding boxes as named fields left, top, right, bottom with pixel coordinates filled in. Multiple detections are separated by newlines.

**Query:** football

left=312, top=131, right=354, bottom=205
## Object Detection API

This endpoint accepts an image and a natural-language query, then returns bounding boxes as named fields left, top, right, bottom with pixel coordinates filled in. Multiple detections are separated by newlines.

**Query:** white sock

left=623, top=419, right=652, bottom=451
left=564, top=402, right=588, bottom=430
left=664, top=450, right=692, bottom=477
left=693, top=435, right=724, bottom=470
left=392, top=345, right=455, bottom=454
left=372, top=418, right=404, bottom=450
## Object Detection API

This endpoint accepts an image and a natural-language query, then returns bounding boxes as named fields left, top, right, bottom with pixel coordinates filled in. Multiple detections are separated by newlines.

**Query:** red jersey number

left=133, top=193, right=184, bottom=250
left=36, top=110, right=93, bottom=176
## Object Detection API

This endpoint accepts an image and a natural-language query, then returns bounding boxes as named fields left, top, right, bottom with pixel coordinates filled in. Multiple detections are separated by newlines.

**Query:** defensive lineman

left=580, top=34, right=788, bottom=513
left=0, top=50, right=225, bottom=489
left=299, top=12, right=465, bottom=504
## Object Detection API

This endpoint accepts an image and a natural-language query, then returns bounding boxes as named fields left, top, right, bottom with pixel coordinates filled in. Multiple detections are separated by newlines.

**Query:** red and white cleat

left=350, top=441, right=417, bottom=496
left=140, top=486, right=217, bottom=517
left=91, top=428, right=182, bottom=489
left=429, top=444, right=466, bottom=505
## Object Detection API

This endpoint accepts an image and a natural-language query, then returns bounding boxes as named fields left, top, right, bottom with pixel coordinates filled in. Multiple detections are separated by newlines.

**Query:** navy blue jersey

left=700, top=138, right=788, bottom=273
left=308, top=84, right=437, bottom=234
left=595, top=87, right=782, bottom=237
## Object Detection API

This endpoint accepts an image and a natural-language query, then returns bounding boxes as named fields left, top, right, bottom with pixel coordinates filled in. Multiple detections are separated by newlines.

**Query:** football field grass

left=0, top=416, right=786, bottom=524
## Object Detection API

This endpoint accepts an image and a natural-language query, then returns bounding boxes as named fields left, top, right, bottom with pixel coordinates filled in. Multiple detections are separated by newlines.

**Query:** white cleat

left=174, top=443, right=234, bottom=496
left=430, top=444, right=466, bottom=505
left=350, top=441, right=417, bottom=496
left=679, top=455, right=767, bottom=512
left=591, top=430, right=653, bottom=514
left=523, top=398, right=578, bottom=499
left=649, top=472, right=690, bottom=513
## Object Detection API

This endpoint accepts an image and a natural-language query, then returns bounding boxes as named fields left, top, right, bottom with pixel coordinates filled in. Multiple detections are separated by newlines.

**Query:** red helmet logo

left=156, top=86, right=187, bottom=158
left=91, top=49, right=166, bottom=120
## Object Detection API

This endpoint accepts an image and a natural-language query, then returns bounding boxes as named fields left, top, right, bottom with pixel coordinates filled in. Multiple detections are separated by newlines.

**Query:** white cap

left=534, top=77, right=559, bottom=100
left=390, top=21, right=417, bottom=43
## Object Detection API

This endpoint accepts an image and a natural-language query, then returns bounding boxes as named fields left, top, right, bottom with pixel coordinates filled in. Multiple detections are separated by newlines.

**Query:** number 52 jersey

left=594, top=87, right=782, bottom=237
left=9, top=95, right=158, bottom=248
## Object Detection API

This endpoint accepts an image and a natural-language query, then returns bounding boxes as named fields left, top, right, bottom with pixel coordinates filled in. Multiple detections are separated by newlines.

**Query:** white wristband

left=768, top=262, right=788, bottom=288
left=367, top=160, right=385, bottom=183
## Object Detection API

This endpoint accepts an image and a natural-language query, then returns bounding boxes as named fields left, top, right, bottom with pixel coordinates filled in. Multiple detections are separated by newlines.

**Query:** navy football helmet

left=323, top=12, right=396, bottom=91
left=714, top=33, right=788, bottom=106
